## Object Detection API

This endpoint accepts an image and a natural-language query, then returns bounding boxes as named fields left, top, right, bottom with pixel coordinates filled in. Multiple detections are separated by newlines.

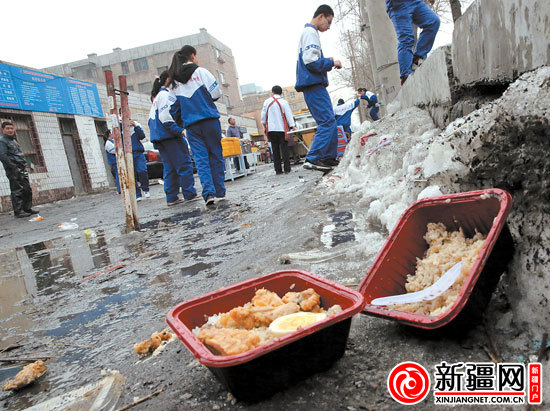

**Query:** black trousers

left=268, top=132, right=290, bottom=173
left=8, top=168, right=33, bottom=215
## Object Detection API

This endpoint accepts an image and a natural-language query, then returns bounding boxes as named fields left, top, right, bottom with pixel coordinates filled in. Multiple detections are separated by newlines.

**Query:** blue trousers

left=110, top=164, right=121, bottom=193
left=303, top=84, right=338, bottom=163
left=132, top=152, right=149, bottom=197
left=186, top=118, right=226, bottom=199
left=388, top=0, right=440, bottom=78
left=157, top=138, right=197, bottom=203
left=370, top=106, right=380, bottom=121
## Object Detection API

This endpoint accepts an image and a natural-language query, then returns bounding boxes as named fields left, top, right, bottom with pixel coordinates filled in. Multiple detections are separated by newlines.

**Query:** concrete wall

left=390, top=46, right=453, bottom=127
left=453, top=0, right=550, bottom=85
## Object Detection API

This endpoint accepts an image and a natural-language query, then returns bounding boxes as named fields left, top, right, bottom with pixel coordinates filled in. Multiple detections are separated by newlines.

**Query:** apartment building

left=43, top=29, right=242, bottom=113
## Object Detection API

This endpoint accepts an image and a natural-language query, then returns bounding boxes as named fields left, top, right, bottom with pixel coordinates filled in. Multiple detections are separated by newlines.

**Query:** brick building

left=1, top=61, right=257, bottom=213
left=43, top=28, right=242, bottom=113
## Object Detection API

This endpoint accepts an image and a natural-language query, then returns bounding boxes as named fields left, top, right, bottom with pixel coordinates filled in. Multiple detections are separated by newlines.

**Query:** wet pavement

left=0, top=163, right=539, bottom=410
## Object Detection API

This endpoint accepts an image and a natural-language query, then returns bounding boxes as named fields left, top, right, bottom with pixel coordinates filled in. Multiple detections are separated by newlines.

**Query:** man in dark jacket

left=0, top=121, right=38, bottom=218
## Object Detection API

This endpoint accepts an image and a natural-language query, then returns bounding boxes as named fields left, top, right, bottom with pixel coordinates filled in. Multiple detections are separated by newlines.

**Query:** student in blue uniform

left=128, top=119, right=150, bottom=200
left=169, top=45, right=225, bottom=206
left=334, top=98, right=359, bottom=137
left=295, top=4, right=342, bottom=172
left=386, top=0, right=440, bottom=85
left=103, top=130, right=120, bottom=194
left=149, top=71, right=197, bottom=206
left=357, top=88, right=380, bottom=121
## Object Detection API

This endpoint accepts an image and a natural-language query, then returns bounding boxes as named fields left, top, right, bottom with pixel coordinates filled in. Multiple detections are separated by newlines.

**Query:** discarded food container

left=166, top=270, right=363, bottom=401
left=359, top=188, right=514, bottom=330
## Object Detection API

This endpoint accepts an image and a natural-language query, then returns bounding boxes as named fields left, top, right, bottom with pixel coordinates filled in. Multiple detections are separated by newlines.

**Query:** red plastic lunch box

left=166, top=270, right=364, bottom=401
left=167, top=189, right=514, bottom=400
left=360, top=188, right=514, bottom=330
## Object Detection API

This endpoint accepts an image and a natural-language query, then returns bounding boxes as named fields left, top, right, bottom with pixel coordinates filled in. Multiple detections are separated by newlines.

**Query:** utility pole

left=360, top=0, right=379, bottom=121
left=104, top=71, right=140, bottom=232
left=364, top=0, right=401, bottom=111
left=346, top=30, right=365, bottom=123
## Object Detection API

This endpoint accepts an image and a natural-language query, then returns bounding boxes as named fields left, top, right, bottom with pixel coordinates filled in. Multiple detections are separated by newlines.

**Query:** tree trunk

left=449, top=0, right=462, bottom=22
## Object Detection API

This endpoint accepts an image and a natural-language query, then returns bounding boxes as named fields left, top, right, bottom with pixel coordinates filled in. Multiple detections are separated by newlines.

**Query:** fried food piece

left=282, top=288, right=321, bottom=312
left=134, top=328, right=173, bottom=355
left=218, top=302, right=300, bottom=329
left=251, top=288, right=283, bottom=307
left=3, top=360, right=47, bottom=391
left=153, top=328, right=173, bottom=342
left=134, top=335, right=162, bottom=355
left=197, top=328, right=261, bottom=356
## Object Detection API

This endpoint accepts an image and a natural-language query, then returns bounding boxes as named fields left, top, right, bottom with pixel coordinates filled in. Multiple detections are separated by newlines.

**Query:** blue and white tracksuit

left=105, top=138, right=120, bottom=193
left=334, top=99, right=360, bottom=135
left=149, top=87, right=196, bottom=203
left=121, top=123, right=149, bottom=197
left=295, top=23, right=338, bottom=163
left=170, top=66, right=225, bottom=200
left=386, top=0, right=440, bottom=79
left=360, top=92, right=380, bottom=121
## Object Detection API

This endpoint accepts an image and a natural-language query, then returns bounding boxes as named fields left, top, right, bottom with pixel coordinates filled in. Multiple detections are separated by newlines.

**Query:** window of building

left=121, top=61, right=130, bottom=74
left=218, top=71, right=227, bottom=85
left=290, top=91, right=296, bottom=99
left=138, top=82, right=150, bottom=94
left=102, top=65, right=111, bottom=72
left=157, top=66, right=168, bottom=75
left=133, top=58, right=149, bottom=72
left=0, top=112, right=46, bottom=171
left=223, top=95, right=231, bottom=108
left=127, top=85, right=134, bottom=91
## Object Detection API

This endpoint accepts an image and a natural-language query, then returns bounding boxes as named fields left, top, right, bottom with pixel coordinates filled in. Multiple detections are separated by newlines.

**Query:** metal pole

left=104, top=70, right=139, bottom=232
left=118, top=75, right=140, bottom=231
left=364, top=0, right=401, bottom=108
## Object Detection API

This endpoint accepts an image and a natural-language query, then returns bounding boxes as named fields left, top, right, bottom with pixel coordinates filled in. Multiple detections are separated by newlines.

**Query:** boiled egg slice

left=269, top=312, right=328, bottom=337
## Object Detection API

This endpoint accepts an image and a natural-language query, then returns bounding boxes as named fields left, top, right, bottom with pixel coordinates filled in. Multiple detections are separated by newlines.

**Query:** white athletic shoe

left=143, top=191, right=150, bottom=198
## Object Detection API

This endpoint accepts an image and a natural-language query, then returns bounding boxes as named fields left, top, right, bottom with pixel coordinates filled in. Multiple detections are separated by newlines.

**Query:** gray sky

left=2, top=0, right=457, bottom=92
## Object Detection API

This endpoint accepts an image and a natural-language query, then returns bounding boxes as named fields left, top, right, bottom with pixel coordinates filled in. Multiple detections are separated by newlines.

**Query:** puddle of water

left=47, top=287, right=143, bottom=337
left=140, top=209, right=204, bottom=230
left=180, top=262, right=217, bottom=277
left=321, top=211, right=356, bottom=248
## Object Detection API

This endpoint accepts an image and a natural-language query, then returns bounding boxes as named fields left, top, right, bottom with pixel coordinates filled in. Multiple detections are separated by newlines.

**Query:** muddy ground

left=0, top=163, right=543, bottom=410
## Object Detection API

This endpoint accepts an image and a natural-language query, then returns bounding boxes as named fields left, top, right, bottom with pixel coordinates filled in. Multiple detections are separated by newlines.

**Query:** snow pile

left=322, top=107, right=464, bottom=234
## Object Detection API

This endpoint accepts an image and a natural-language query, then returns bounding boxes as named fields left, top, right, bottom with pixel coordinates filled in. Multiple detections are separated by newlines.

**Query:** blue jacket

left=360, top=91, right=378, bottom=107
left=295, top=24, right=334, bottom=92
left=105, top=138, right=116, bottom=166
left=148, top=87, right=184, bottom=143
left=170, top=65, right=222, bottom=129
left=120, top=123, right=146, bottom=153
left=334, top=99, right=360, bottom=128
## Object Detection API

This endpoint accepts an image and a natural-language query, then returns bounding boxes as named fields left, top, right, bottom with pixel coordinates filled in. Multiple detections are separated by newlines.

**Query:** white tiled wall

left=74, top=115, right=109, bottom=190
left=0, top=112, right=74, bottom=197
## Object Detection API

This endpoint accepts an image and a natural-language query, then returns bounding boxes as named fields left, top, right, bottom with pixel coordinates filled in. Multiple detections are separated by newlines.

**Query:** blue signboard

left=0, top=63, right=104, bottom=117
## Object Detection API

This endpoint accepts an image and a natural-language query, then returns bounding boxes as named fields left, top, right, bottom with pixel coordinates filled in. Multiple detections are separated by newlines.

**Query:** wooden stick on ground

left=482, top=345, right=499, bottom=363
left=0, top=337, right=25, bottom=354
left=114, top=388, right=164, bottom=411
left=0, top=355, right=55, bottom=363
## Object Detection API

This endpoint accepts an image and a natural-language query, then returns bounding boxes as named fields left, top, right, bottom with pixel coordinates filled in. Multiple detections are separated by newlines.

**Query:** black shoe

left=303, top=160, right=333, bottom=172
left=15, top=211, right=31, bottom=218
left=205, top=195, right=216, bottom=206
left=25, top=208, right=39, bottom=215
left=323, top=158, right=340, bottom=166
